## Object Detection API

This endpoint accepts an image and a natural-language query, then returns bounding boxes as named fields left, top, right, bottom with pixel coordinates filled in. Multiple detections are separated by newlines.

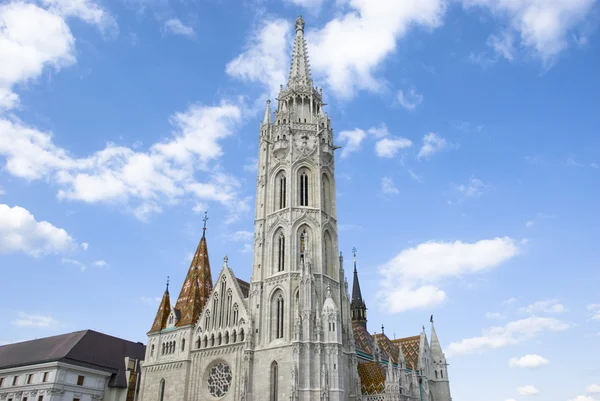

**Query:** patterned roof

left=174, top=233, right=213, bottom=327
left=391, top=335, right=420, bottom=370
left=352, top=322, right=375, bottom=355
left=149, top=288, right=171, bottom=333
left=357, top=362, right=386, bottom=395
left=374, top=333, right=400, bottom=364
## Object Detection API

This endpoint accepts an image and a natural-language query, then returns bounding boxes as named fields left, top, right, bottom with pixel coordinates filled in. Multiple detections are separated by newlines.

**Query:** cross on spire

left=166, top=276, right=170, bottom=291
left=202, top=211, right=208, bottom=237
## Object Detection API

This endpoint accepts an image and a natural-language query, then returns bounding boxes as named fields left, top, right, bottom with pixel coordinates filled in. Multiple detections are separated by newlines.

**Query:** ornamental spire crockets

left=149, top=277, right=171, bottom=333
left=174, top=212, right=214, bottom=327
left=350, top=247, right=367, bottom=329
left=287, top=15, right=312, bottom=88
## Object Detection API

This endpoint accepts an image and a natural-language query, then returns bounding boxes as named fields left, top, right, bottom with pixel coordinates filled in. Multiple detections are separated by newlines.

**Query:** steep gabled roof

left=0, top=330, right=145, bottom=388
left=392, top=335, right=421, bottom=370
left=149, top=286, right=171, bottom=333
left=374, top=333, right=400, bottom=364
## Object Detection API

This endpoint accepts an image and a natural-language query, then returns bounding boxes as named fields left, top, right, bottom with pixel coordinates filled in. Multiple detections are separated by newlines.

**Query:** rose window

left=207, top=362, right=232, bottom=397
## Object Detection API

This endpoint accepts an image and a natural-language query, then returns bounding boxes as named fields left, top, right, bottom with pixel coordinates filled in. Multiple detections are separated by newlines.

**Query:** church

left=137, top=16, right=452, bottom=401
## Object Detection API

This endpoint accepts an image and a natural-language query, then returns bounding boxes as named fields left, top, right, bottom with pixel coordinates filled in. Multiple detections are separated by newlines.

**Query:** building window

left=277, top=233, right=285, bottom=272
left=270, top=361, right=278, bottom=401
left=299, top=170, right=309, bottom=206
left=27, top=374, right=33, bottom=384
left=23, top=397, right=28, bottom=401
left=275, top=293, right=284, bottom=339
left=77, top=375, right=85, bottom=386
left=42, top=372, right=48, bottom=382
left=38, top=396, right=43, bottom=401
left=74, top=398, right=80, bottom=401
left=12, top=376, right=18, bottom=386
left=232, top=303, right=239, bottom=326
left=441, top=370, right=444, bottom=379
left=278, top=173, right=287, bottom=210
left=151, top=344, right=155, bottom=357
left=159, top=379, right=165, bottom=401
left=181, top=338, right=185, bottom=352
left=435, top=370, right=438, bottom=379
left=207, top=362, right=232, bottom=397
left=0, top=377, right=4, bottom=387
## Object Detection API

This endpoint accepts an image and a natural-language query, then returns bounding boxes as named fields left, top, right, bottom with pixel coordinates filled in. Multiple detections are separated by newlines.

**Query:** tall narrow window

left=233, top=304, right=239, bottom=326
left=441, top=370, right=444, bottom=379
left=159, top=379, right=165, bottom=401
left=271, top=362, right=278, bottom=401
left=226, top=290, right=232, bottom=327
left=212, top=296, right=219, bottom=329
left=278, top=233, right=285, bottom=272
left=279, top=175, right=286, bottom=209
left=275, top=294, right=284, bottom=339
left=322, top=173, right=331, bottom=214
left=205, top=311, right=210, bottom=330
left=299, top=229, right=308, bottom=262
left=299, top=171, right=309, bottom=206
left=151, top=344, right=155, bottom=356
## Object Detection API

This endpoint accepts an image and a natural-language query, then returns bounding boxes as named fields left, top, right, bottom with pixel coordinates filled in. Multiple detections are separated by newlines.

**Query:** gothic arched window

left=277, top=232, right=285, bottom=272
left=205, top=310, right=210, bottom=330
left=181, top=339, right=185, bottom=352
left=151, top=344, right=155, bottom=357
left=435, top=370, right=438, bottom=379
left=441, top=370, right=444, bottom=379
left=233, top=303, right=239, bottom=326
left=159, top=379, right=165, bottom=401
left=240, top=329, right=245, bottom=342
left=212, top=295, right=219, bottom=329
left=299, top=169, right=309, bottom=206
left=299, top=228, right=309, bottom=263
left=196, top=337, right=200, bottom=349
left=322, top=173, right=331, bottom=214
left=278, top=173, right=287, bottom=209
left=323, top=230, right=333, bottom=276
left=233, top=330, right=237, bottom=343
left=270, top=361, right=278, bottom=401
left=226, top=289, right=233, bottom=327
left=273, top=292, right=284, bottom=340
left=225, top=331, right=229, bottom=344
left=203, top=336, right=208, bottom=348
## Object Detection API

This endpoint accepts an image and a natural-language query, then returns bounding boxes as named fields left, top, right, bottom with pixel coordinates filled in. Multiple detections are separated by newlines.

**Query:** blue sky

left=1, top=0, right=599, bottom=400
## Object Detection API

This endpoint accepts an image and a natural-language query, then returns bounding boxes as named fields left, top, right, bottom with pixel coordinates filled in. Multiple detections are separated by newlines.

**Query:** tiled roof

left=392, top=335, right=420, bottom=370
left=374, top=333, right=400, bottom=364
left=149, top=289, right=171, bottom=333
left=174, top=233, right=213, bottom=327
left=357, top=362, right=386, bottom=395
left=0, top=330, right=145, bottom=388
left=236, top=278, right=250, bottom=298
left=352, top=322, right=375, bottom=355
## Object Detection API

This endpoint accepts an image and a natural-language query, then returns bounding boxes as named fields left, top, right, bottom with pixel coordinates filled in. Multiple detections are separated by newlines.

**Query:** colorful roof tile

left=357, top=362, right=386, bottom=395
left=392, top=335, right=420, bottom=370
left=174, top=229, right=213, bottom=327
left=374, top=333, right=400, bottom=364
left=149, top=287, right=171, bottom=333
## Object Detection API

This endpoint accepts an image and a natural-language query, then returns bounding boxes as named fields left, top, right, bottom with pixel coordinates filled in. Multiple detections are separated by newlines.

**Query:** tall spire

left=149, top=277, right=171, bottom=333
left=262, top=99, right=272, bottom=125
left=174, top=214, right=214, bottom=327
left=287, top=15, right=312, bottom=88
left=430, top=315, right=445, bottom=362
left=350, top=247, right=367, bottom=329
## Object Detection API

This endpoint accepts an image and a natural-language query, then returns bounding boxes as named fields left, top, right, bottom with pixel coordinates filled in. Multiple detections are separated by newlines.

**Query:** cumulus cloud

left=0, top=204, right=76, bottom=257
left=284, top=0, right=326, bottom=8
left=40, top=0, right=118, bottom=36
left=586, top=385, right=600, bottom=393
left=509, top=354, right=549, bottom=369
left=456, top=177, right=490, bottom=198
left=446, top=316, right=569, bottom=356
left=518, top=385, right=539, bottom=396
left=375, top=137, right=413, bottom=158
left=397, top=89, right=424, bottom=111
left=0, top=101, right=250, bottom=222
left=418, top=133, right=447, bottom=159
left=226, top=19, right=292, bottom=99
left=378, top=237, right=519, bottom=313
left=518, top=299, right=567, bottom=315
left=338, top=124, right=411, bottom=159
left=462, top=0, right=596, bottom=65
left=569, top=397, right=598, bottom=401
left=381, top=177, right=399, bottom=196
left=163, top=18, right=194, bottom=37
left=12, top=312, right=60, bottom=328
left=307, top=0, right=446, bottom=98
left=232, top=230, right=253, bottom=242
left=588, top=304, right=600, bottom=320
left=338, top=128, right=367, bottom=158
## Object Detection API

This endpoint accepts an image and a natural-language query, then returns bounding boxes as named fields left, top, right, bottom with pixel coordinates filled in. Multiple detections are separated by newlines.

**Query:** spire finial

left=202, top=211, right=208, bottom=237
left=430, top=314, right=434, bottom=323
left=381, top=324, right=385, bottom=334
left=166, top=276, right=170, bottom=291
left=352, top=247, right=357, bottom=271
left=295, top=15, right=305, bottom=32
left=224, top=255, right=229, bottom=266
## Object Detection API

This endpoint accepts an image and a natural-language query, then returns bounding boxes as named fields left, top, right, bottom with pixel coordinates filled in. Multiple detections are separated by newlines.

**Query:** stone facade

left=138, top=15, right=453, bottom=401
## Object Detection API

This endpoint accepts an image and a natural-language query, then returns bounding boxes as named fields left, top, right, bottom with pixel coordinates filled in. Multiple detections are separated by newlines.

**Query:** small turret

left=350, top=247, right=367, bottom=329
left=149, top=278, right=171, bottom=333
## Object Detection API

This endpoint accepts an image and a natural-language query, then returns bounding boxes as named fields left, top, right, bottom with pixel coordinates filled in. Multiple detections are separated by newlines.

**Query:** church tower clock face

left=206, top=361, right=233, bottom=398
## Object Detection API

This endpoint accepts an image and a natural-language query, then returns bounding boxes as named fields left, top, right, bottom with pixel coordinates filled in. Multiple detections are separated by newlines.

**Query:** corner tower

left=248, top=15, right=357, bottom=401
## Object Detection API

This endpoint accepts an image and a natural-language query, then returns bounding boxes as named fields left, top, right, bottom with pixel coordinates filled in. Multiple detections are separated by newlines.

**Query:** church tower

left=350, top=250, right=367, bottom=329
left=430, top=317, right=451, bottom=401
left=247, top=15, right=358, bottom=401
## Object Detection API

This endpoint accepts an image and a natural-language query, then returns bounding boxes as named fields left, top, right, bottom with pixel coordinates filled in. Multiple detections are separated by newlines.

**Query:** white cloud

left=375, top=137, right=412, bottom=158
left=397, top=89, right=424, bottom=111
left=518, top=299, right=567, bottom=315
left=243, top=157, right=258, bottom=173
left=456, top=177, right=490, bottom=198
left=40, top=0, right=118, bottom=36
left=0, top=204, right=76, bottom=257
left=284, top=0, right=326, bottom=8
left=61, top=257, right=86, bottom=271
left=518, top=385, right=539, bottom=396
left=241, top=243, right=253, bottom=254
left=588, top=304, right=600, bottom=320
left=12, top=312, right=60, bottom=328
left=418, top=133, right=447, bottom=159
left=569, top=397, right=598, bottom=401
left=509, top=354, right=549, bottom=369
left=92, top=260, right=107, bottom=267
left=307, top=0, right=446, bottom=98
left=81, top=242, right=89, bottom=250
left=462, top=0, right=596, bottom=64
left=163, top=18, right=194, bottom=37
left=0, top=2, right=76, bottom=111
left=381, top=177, right=399, bottom=196
left=232, top=230, right=253, bottom=242
left=485, top=312, right=505, bottom=320
left=526, top=220, right=534, bottom=227
left=408, top=169, right=424, bottom=183
left=487, top=30, right=516, bottom=61
left=0, top=101, right=249, bottom=222
left=338, top=128, right=367, bottom=158
left=446, top=316, right=569, bottom=356
left=378, top=237, right=519, bottom=313
left=226, top=19, right=292, bottom=99
left=586, top=385, right=600, bottom=393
